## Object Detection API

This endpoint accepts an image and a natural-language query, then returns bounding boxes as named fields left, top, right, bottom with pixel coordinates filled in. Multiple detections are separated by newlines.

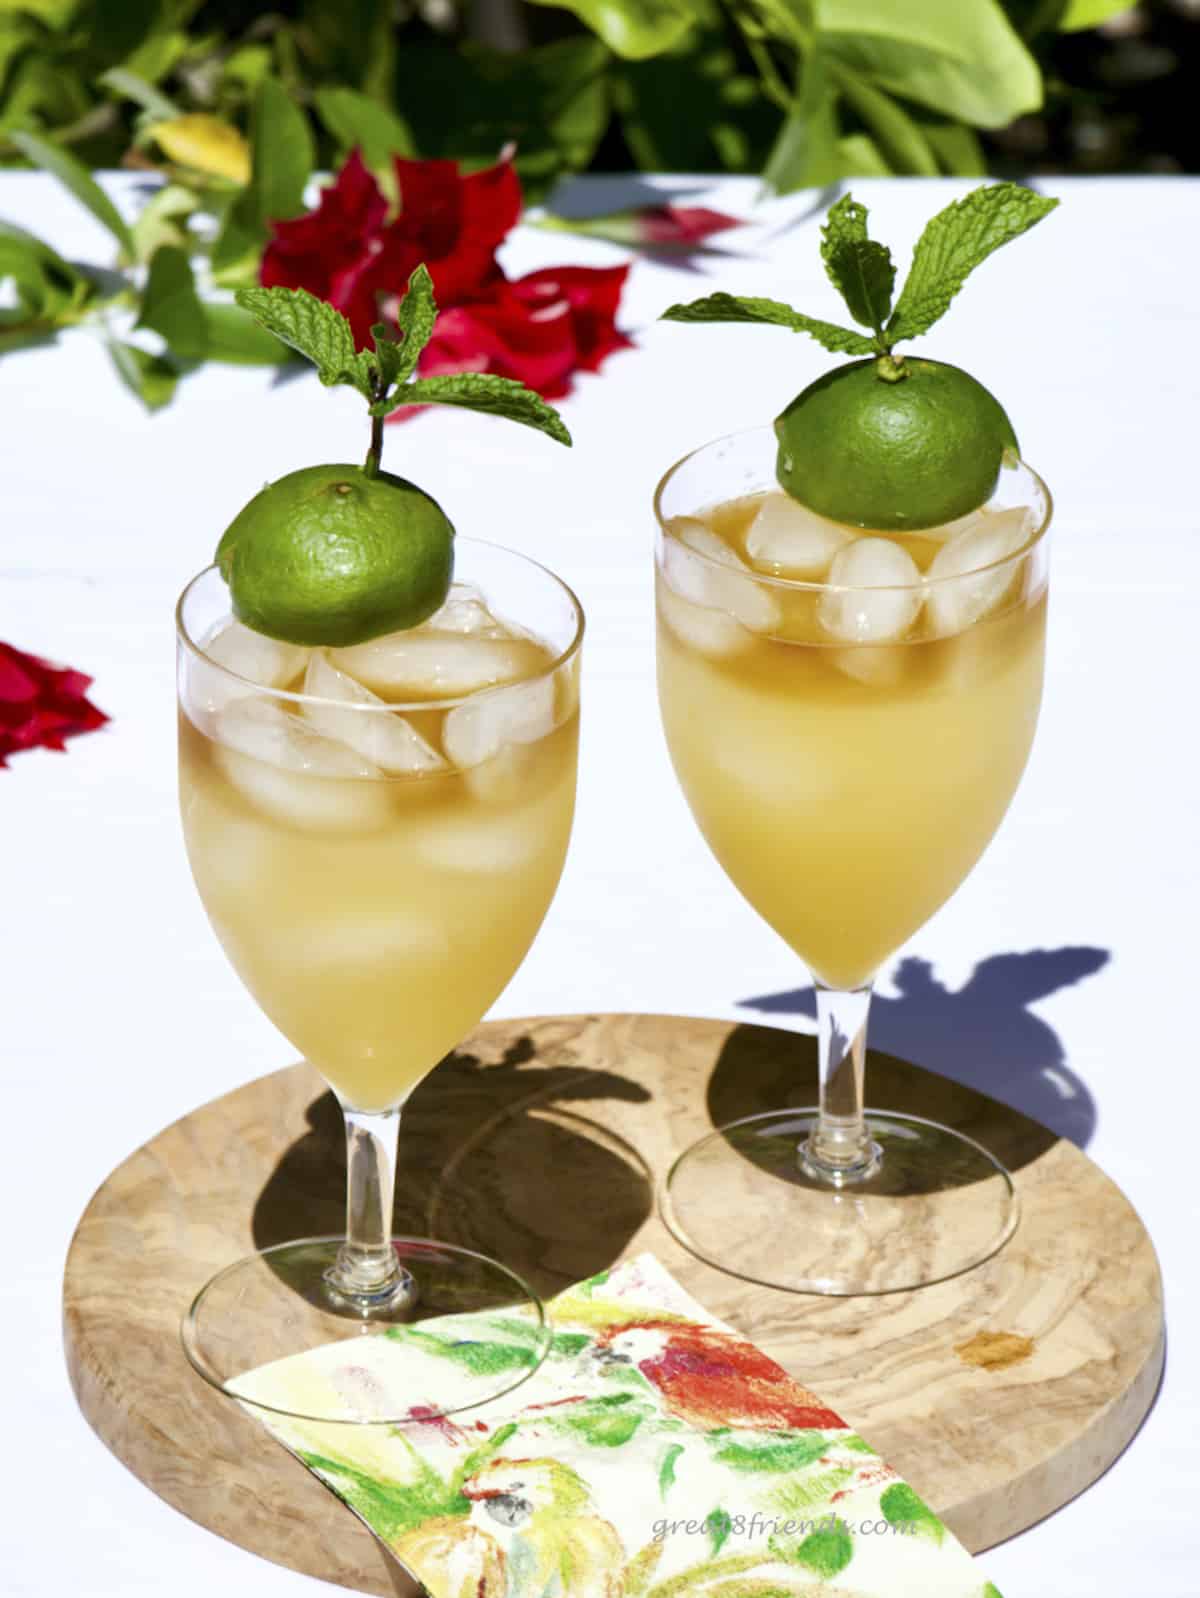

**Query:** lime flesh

left=774, top=357, right=1018, bottom=531
left=216, top=464, right=455, bottom=647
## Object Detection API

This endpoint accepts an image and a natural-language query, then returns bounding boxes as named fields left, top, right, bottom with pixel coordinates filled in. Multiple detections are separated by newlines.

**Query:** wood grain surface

left=64, top=1013, right=1164, bottom=1595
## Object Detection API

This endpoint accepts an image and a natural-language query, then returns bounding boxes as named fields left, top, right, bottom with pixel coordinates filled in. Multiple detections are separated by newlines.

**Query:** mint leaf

left=887, top=182, right=1058, bottom=344
left=382, top=374, right=572, bottom=445
left=10, top=129, right=136, bottom=259
left=235, top=286, right=374, bottom=396
left=820, top=194, right=894, bottom=339
left=662, top=293, right=876, bottom=356
left=377, top=264, right=436, bottom=388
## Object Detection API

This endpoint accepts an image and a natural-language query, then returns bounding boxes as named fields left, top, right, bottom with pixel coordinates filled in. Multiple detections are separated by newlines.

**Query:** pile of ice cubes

left=196, top=583, right=561, bottom=823
left=660, top=491, right=1035, bottom=658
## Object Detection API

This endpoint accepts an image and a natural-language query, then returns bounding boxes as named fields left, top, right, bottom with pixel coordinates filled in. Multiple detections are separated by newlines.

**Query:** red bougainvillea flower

left=261, top=149, right=520, bottom=350
left=261, top=148, right=636, bottom=405
left=0, top=643, right=108, bottom=767
left=415, top=265, right=632, bottom=401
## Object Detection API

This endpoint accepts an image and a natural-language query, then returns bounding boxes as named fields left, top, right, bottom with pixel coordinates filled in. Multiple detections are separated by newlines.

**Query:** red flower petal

left=511, top=265, right=633, bottom=372
left=261, top=149, right=390, bottom=347
left=635, top=204, right=742, bottom=246
left=0, top=643, right=108, bottom=767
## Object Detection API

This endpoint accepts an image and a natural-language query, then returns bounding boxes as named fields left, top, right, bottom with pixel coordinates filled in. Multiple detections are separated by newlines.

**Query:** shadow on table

left=252, top=1031, right=655, bottom=1300
left=738, top=946, right=1107, bottom=1151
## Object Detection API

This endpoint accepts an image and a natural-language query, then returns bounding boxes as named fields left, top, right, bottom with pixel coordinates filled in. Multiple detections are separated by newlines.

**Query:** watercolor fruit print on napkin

left=237, top=1254, right=1002, bottom=1597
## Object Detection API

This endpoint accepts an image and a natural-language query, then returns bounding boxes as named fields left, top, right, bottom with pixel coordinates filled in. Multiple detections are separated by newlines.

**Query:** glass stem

left=801, top=982, right=881, bottom=1185
left=325, top=1104, right=417, bottom=1313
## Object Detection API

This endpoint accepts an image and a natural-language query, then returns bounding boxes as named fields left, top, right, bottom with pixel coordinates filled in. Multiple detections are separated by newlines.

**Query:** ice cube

left=215, top=696, right=392, bottom=832
left=302, top=652, right=447, bottom=776
left=661, top=518, right=780, bottom=634
left=829, top=646, right=909, bottom=687
left=443, top=676, right=556, bottom=769
left=330, top=632, right=548, bottom=699
left=744, top=494, right=853, bottom=577
left=415, top=800, right=547, bottom=873
left=926, top=507, right=1033, bottom=636
left=204, top=621, right=309, bottom=687
left=657, top=580, right=753, bottom=659
left=421, top=582, right=513, bottom=639
left=819, top=537, right=923, bottom=644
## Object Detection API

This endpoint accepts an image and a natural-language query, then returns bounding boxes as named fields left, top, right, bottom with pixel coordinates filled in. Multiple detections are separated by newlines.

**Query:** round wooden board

left=65, top=1014, right=1163, bottom=1596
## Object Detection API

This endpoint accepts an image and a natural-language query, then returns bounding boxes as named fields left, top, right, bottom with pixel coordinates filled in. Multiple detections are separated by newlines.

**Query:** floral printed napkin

left=236, top=1254, right=1001, bottom=1597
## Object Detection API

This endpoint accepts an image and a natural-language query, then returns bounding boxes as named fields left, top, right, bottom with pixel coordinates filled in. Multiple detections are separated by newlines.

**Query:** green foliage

left=662, top=291, right=876, bottom=356
left=886, top=181, right=1059, bottom=342
left=665, top=183, right=1057, bottom=360
left=0, top=0, right=1130, bottom=196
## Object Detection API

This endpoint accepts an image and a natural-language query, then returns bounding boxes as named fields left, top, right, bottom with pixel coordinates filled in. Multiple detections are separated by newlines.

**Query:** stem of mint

left=364, top=393, right=385, bottom=479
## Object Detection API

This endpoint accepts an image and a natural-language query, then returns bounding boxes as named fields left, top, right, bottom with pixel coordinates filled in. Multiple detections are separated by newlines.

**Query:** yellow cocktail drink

left=657, top=491, right=1046, bottom=990
left=180, top=574, right=579, bottom=1113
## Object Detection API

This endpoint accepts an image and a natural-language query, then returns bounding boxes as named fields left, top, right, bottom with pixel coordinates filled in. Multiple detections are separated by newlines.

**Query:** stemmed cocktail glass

left=178, top=540, right=582, bottom=1419
left=654, top=429, right=1051, bottom=1295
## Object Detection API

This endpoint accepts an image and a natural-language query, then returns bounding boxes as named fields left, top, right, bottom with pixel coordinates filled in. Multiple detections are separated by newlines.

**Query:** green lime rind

left=216, top=463, right=455, bottom=647
left=774, top=357, right=1018, bottom=532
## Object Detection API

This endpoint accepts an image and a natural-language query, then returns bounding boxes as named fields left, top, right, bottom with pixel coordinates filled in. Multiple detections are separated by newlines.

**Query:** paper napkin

left=237, top=1254, right=1001, bottom=1597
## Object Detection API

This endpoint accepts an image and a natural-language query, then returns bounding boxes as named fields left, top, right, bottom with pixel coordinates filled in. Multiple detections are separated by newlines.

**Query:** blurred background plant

left=0, top=0, right=1195, bottom=195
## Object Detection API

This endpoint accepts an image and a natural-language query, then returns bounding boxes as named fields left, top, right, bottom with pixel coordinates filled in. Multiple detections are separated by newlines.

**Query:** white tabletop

left=2, top=171, right=1197, bottom=1596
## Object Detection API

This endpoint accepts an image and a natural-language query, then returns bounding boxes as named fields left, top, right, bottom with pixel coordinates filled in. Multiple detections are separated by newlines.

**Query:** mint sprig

left=662, top=183, right=1057, bottom=362
left=235, top=268, right=571, bottom=474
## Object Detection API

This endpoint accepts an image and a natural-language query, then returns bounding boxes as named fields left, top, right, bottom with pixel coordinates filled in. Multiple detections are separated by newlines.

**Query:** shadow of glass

left=740, top=946, right=1107, bottom=1150
left=252, top=1034, right=654, bottom=1301
left=705, top=1022, right=1060, bottom=1181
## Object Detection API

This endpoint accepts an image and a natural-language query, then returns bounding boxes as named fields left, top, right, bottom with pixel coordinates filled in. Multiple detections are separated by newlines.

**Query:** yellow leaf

left=150, top=116, right=251, bottom=185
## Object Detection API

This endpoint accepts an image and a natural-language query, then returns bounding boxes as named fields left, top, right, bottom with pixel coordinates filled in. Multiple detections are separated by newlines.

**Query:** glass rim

left=653, top=426, right=1053, bottom=594
left=176, top=536, right=585, bottom=715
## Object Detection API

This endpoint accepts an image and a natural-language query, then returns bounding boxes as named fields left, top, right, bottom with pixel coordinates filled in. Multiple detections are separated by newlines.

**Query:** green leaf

left=880, top=1481, right=944, bottom=1544
left=244, top=74, right=314, bottom=226
left=523, top=0, right=699, bottom=60
left=9, top=129, right=135, bottom=257
left=386, top=374, right=572, bottom=445
left=659, top=1442, right=684, bottom=1497
left=398, top=38, right=609, bottom=202
left=97, top=66, right=179, bottom=120
left=662, top=292, right=875, bottom=355
left=130, top=183, right=198, bottom=263
left=135, top=244, right=207, bottom=359
left=1060, top=0, right=1129, bottom=29
left=774, top=1521, right=854, bottom=1578
left=613, top=23, right=777, bottom=175
left=106, top=339, right=179, bottom=411
left=201, top=303, right=293, bottom=366
left=314, top=85, right=416, bottom=165
left=763, top=51, right=841, bottom=195
left=212, top=74, right=314, bottom=283
left=235, top=285, right=374, bottom=396
left=819, top=0, right=1042, bottom=128
left=707, top=1508, right=733, bottom=1557
left=836, top=132, right=892, bottom=176
left=887, top=181, right=1058, bottom=343
left=916, top=117, right=987, bottom=176
left=824, top=60, right=939, bottom=175
left=380, top=263, right=436, bottom=387
left=712, top=1432, right=831, bottom=1473
left=819, top=194, right=894, bottom=337
left=0, top=219, right=88, bottom=323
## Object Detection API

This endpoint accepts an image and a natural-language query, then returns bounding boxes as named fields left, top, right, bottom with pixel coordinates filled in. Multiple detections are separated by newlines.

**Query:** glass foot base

left=661, top=1109, right=1018, bottom=1296
left=182, top=1236, right=549, bottom=1423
